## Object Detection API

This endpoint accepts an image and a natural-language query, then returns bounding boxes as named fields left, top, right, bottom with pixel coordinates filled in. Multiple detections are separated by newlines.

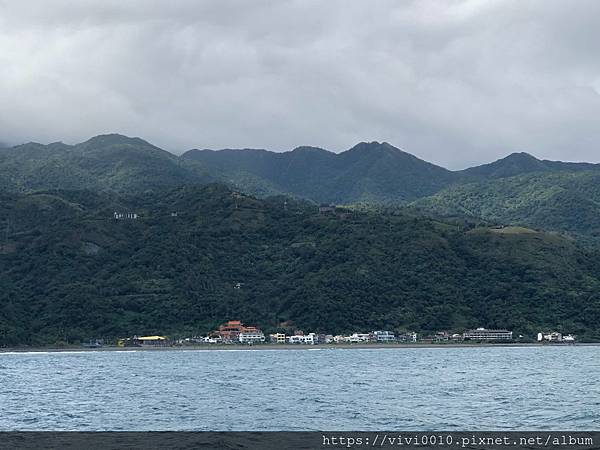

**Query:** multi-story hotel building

left=463, top=327, right=513, bottom=340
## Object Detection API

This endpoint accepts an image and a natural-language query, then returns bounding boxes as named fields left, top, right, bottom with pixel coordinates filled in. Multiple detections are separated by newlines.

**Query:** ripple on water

left=0, top=346, right=598, bottom=430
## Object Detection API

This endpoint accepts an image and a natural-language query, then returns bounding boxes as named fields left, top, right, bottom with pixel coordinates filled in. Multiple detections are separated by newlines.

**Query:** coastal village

left=112, top=320, right=577, bottom=348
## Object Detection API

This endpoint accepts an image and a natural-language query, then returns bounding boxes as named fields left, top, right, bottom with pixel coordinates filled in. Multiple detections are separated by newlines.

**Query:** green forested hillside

left=5, top=134, right=600, bottom=243
left=459, top=152, right=600, bottom=178
left=181, top=141, right=459, bottom=203
left=1, top=136, right=460, bottom=202
left=414, top=171, right=600, bottom=239
left=1, top=184, right=600, bottom=345
left=0, top=134, right=214, bottom=193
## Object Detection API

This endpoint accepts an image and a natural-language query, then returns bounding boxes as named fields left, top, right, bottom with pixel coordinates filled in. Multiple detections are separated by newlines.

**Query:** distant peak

left=462, top=150, right=547, bottom=178
left=342, top=142, right=422, bottom=163
left=290, top=146, right=330, bottom=154
left=82, top=133, right=156, bottom=148
left=475, top=151, right=542, bottom=168
left=503, top=151, right=539, bottom=161
left=85, top=133, right=129, bottom=142
left=347, top=141, right=402, bottom=153
left=353, top=141, right=382, bottom=148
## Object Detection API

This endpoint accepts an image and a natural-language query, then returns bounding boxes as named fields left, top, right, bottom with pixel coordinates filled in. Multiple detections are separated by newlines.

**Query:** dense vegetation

left=4, top=134, right=600, bottom=241
left=3, top=134, right=600, bottom=345
left=414, top=171, right=600, bottom=240
left=0, top=135, right=459, bottom=202
left=182, top=141, right=458, bottom=202
left=2, top=184, right=600, bottom=346
left=0, top=134, right=214, bottom=193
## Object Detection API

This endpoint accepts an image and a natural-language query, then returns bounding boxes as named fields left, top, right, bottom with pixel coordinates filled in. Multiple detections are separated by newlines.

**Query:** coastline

left=0, top=342, right=595, bottom=354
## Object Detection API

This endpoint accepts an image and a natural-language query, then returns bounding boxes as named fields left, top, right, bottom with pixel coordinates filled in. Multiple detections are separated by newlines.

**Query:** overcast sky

left=1, top=0, right=600, bottom=168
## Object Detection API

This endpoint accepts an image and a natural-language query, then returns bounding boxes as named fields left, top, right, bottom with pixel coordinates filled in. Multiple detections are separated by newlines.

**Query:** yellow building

left=269, top=333, right=286, bottom=344
left=136, top=336, right=169, bottom=346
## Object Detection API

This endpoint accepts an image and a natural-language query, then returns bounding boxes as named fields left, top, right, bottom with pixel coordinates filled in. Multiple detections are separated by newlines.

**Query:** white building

left=348, top=333, right=371, bottom=343
left=538, top=331, right=576, bottom=343
left=373, top=331, right=396, bottom=342
left=184, top=336, right=222, bottom=344
left=238, top=330, right=265, bottom=344
left=288, top=333, right=318, bottom=344
left=538, top=331, right=562, bottom=342
left=303, top=333, right=318, bottom=345
left=463, top=328, right=513, bottom=341
left=288, top=335, right=304, bottom=344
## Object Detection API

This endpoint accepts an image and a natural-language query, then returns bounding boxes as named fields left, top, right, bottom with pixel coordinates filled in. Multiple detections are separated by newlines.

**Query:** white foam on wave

left=0, top=350, right=139, bottom=356
left=0, top=351, right=67, bottom=356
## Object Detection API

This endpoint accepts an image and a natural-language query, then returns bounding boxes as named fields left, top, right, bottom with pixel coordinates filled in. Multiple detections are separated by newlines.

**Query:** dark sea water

left=0, top=346, right=598, bottom=431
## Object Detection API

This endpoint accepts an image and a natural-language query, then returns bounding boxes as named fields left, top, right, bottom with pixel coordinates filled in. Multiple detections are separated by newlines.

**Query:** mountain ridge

left=4, top=133, right=600, bottom=238
left=182, top=140, right=458, bottom=203
left=4, top=135, right=600, bottom=343
left=5, top=133, right=600, bottom=172
left=459, top=151, right=600, bottom=178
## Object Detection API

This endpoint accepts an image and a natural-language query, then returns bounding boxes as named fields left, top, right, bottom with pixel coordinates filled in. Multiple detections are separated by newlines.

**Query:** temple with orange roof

left=216, top=320, right=265, bottom=344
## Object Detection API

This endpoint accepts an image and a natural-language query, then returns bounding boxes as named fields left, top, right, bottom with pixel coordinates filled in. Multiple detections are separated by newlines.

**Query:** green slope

left=459, top=152, right=600, bottom=178
left=414, top=171, right=600, bottom=239
left=181, top=141, right=458, bottom=203
left=0, top=134, right=214, bottom=193
left=5, top=134, right=600, bottom=242
left=2, top=185, right=600, bottom=345
left=0, top=136, right=460, bottom=202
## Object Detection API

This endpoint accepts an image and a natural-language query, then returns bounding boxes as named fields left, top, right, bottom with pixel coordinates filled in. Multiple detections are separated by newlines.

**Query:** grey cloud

left=1, top=0, right=600, bottom=169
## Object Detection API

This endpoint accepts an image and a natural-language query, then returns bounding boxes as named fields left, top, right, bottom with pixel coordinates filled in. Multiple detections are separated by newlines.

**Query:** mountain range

left=2, top=133, right=600, bottom=239
left=4, top=134, right=600, bottom=344
left=182, top=141, right=457, bottom=202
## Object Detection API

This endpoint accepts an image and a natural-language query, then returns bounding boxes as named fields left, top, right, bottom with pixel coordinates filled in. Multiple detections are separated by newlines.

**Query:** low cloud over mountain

left=2, top=1, right=600, bottom=168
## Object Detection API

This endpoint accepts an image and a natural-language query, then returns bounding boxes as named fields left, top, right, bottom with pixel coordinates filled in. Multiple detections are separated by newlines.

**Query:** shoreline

left=0, top=342, right=596, bottom=354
